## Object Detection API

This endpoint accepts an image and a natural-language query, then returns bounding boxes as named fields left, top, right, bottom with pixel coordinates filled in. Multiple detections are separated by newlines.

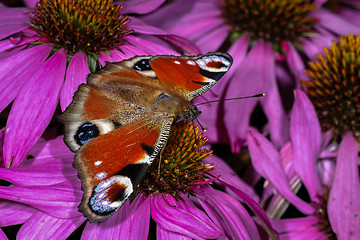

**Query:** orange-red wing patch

left=150, top=58, right=207, bottom=94
left=82, top=87, right=113, bottom=120
left=75, top=120, right=161, bottom=186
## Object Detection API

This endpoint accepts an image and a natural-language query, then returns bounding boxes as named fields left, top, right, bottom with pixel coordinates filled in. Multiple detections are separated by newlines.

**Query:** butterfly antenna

left=195, top=93, right=265, bottom=106
left=195, top=117, right=206, bottom=132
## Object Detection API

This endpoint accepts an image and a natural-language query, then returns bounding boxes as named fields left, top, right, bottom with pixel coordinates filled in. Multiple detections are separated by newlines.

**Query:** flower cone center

left=302, top=34, right=360, bottom=141
left=138, top=122, right=214, bottom=198
left=221, top=0, right=318, bottom=45
left=30, top=0, right=130, bottom=54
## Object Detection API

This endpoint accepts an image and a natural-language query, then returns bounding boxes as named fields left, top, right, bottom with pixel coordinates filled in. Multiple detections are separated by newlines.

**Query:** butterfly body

left=61, top=52, right=232, bottom=222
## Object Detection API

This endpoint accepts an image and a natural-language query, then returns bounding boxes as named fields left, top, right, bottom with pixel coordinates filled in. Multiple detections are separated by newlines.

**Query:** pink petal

left=127, top=17, right=200, bottom=54
left=204, top=155, right=259, bottom=202
left=82, top=194, right=150, bottom=239
left=217, top=178, right=278, bottom=238
left=0, top=229, right=6, bottom=240
left=194, top=24, right=230, bottom=53
left=247, top=130, right=314, bottom=215
left=158, top=34, right=201, bottom=55
left=328, top=133, right=360, bottom=239
left=127, top=17, right=168, bottom=35
left=223, top=40, right=270, bottom=151
left=271, top=216, right=319, bottom=233
left=0, top=44, right=52, bottom=112
left=0, top=201, right=36, bottom=227
left=127, top=193, right=151, bottom=239
left=121, top=0, right=166, bottom=14
left=125, top=35, right=178, bottom=55
left=3, top=47, right=67, bottom=168
left=258, top=41, right=289, bottom=148
left=176, top=194, right=221, bottom=233
left=98, top=51, right=115, bottom=67
left=26, top=136, right=73, bottom=164
left=150, top=194, right=221, bottom=239
left=290, top=89, right=323, bottom=200
left=157, top=225, right=191, bottom=240
left=108, top=49, right=128, bottom=62
left=286, top=42, right=309, bottom=84
left=197, top=186, right=261, bottom=240
left=23, top=0, right=37, bottom=7
left=60, top=51, right=89, bottom=111
left=315, top=8, right=360, bottom=35
left=17, top=211, right=84, bottom=240
left=0, top=6, right=29, bottom=39
left=0, top=185, right=82, bottom=218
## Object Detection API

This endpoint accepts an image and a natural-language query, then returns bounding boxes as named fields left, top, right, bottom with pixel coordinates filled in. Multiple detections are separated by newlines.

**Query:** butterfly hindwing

left=75, top=119, right=172, bottom=222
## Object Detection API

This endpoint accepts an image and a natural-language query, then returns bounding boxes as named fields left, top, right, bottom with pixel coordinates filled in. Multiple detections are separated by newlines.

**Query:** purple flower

left=142, top=0, right=360, bottom=151
left=247, top=89, right=360, bottom=239
left=0, top=0, right=199, bottom=168
left=0, top=123, right=274, bottom=239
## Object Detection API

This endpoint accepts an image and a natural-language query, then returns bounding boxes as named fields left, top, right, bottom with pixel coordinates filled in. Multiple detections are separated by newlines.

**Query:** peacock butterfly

left=60, top=52, right=232, bottom=222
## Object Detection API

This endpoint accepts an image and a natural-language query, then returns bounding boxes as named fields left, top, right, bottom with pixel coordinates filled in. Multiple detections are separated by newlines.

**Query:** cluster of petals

left=0, top=134, right=275, bottom=239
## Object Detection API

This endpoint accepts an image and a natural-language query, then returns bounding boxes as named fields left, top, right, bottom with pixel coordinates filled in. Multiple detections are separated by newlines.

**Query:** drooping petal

left=0, top=185, right=82, bottom=218
left=197, top=186, right=261, bottom=240
left=3, top=47, right=67, bottom=168
left=247, top=130, right=314, bottom=215
left=150, top=194, right=221, bottom=240
left=0, top=201, right=36, bottom=227
left=17, top=211, right=84, bottom=240
left=328, top=133, right=360, bottom=239
left=204, top=155, right=259, bottom=202
left=157, top=225, right=192, bottom=240
left=60, top=51, right=89, bottom=111
left=217, top=178, right=278, bottom=238
left=176, top=194, right=221, bottom=234
left=290, top=89, right=323, bottom=200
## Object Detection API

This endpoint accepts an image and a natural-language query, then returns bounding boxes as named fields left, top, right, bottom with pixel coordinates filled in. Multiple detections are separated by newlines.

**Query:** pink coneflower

left=247, top=89, right=360, bottom=239
left=0, top=123, right=274, bottom=239
left=142, top=0, right=360, bottom=151
left=0, top=0, right=198, bottom=168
